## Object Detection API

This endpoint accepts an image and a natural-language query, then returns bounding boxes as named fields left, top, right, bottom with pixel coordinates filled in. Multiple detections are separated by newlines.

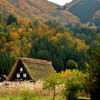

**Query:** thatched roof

left=7, top=57, right=55, bottom=81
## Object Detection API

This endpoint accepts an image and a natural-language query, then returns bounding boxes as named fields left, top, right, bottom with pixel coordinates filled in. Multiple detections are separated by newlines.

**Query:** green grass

left=0, top=96, right=64, bottom=100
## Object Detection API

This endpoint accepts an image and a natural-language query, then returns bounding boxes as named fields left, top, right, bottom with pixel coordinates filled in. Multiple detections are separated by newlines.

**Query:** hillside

left=93, top=10, right=100, bottom=26
left=0, top=0, right=100, bottom=26
left=68, top=0, right=100, bottom=25
left=0, top=0, right=80, bottom=24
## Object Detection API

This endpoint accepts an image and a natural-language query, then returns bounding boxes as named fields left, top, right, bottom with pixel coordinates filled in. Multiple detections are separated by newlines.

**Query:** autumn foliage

left=0, top=12, right=99, bottom=76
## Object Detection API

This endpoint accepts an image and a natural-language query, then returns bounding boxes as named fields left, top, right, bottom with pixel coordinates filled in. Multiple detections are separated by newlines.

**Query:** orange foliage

left=18, top=18, right=27, bottom=28
left=0, top=0, right=80, bottom=25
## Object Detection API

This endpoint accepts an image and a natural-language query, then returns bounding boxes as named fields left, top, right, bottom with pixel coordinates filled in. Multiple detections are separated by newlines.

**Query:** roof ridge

left=16, top=57, right=52, bottom=65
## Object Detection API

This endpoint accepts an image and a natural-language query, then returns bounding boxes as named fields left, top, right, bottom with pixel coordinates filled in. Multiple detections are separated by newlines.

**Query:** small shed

left=7, top=57, right=55, bottom=82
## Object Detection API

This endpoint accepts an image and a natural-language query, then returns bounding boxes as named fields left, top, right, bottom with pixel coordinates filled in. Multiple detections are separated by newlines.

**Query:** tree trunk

left=53, top=87, right=55, bottom=100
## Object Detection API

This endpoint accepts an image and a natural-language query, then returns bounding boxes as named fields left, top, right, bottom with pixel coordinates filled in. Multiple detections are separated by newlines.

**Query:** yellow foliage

left=9, top=32, right=19, bottom=41
left=11, top=46, right=20, bottom=57
left=51, top=33, right=62, bottom=43
left=28, top=28, right=33, bottom=33
left=74, top=39, right=89, bottom=52
left=56, top=33, right=62, bottom=37
left=60, top=69, right=72, bottom=78
left=0, top=13, right=89, bottom=58
left=65, top=33, right=74, bottom=42
left=18, top=28, right=23, bottom=34
left=51, top=32, right=89, bottom=52
left=11, top=27, right=17, bottom=32
left=33, top=21, right=49, bottom=37
left=65, top=32, right=89, bottom=52
left=18, top=18, right=27, bottom=28
left=47, top=28, right=55, bottom=40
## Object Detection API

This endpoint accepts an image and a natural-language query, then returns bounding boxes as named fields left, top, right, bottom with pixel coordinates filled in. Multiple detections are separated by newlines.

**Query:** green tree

left=67, top=60, right=78, bottom=69
left=45, top=20, right=53, bottom=30
left=7, top=15, right=17, bottom=25
left=0, top=51, right=15, bottom=76
left=28, top=36, right=65, bottom=72
left=88, top=38, right=100, bottom=100
left=0, top=12, right=3, bottom=23
left=43, top=72, right=60, bottom=100
left=55, top=24, right=66, bottom=34
left=0, top=24, right=4, bottom=32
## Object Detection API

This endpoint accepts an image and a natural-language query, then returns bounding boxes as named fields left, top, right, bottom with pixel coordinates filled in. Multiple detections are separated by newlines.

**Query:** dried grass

left=0, top=81, right=54, bottom=97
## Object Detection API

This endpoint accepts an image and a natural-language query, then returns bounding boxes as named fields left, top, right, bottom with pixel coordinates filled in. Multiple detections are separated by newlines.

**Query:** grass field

left=0, top=82, right=90, bottom=100
left=0, top=96, right=64, bottom=100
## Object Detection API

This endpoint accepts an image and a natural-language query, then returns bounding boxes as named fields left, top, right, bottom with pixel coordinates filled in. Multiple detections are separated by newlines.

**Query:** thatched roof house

left=7, top=57, right=55, bottom=82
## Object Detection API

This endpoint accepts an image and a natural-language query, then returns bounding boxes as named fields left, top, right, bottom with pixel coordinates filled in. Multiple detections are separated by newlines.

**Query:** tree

left=0, top=12, right=3, bottom=23
left=61, top=69, right=86, bottom=100
left=45, top=20, right=53, bottom=30
left=67, top=60, right=78, bottom=69
left=55, top=24, right=66, bottom=34
left=0, top=51, right=15, bottom=76
left=43, top=72, right=60, bottom=100
left=88, top=38, right=100, bottom=100
left=0, top=24, right=4, bottom=32
left=7, top=15, right=17, bottom=25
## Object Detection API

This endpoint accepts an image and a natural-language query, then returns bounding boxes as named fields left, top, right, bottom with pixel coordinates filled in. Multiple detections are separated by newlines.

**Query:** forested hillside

left=1, top=0, right=100, bottom=27
left=0, top=0, right=79, bottom=25
left=0, top=12, right=100, bottom=76
left=68, top=0, right=100, bottom=25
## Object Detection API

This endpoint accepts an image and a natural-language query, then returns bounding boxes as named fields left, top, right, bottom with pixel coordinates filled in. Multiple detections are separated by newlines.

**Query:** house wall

left=10, top=60, right=31, bottom=81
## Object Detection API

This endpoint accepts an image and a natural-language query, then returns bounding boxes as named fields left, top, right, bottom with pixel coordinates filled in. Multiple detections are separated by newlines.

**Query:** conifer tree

left=7, top=14, right=17, bottom=25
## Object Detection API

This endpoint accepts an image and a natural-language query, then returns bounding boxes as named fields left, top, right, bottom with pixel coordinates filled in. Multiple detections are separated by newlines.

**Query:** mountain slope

left=68, top=0, right=100, bottom=23
left=0, top=0, right=80, bottom=24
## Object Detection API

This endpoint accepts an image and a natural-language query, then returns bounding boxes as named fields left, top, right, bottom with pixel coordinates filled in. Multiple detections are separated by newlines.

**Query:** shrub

left=63, top=77, right=80, bottom=100
left=61, top=69, right=86, bottom=100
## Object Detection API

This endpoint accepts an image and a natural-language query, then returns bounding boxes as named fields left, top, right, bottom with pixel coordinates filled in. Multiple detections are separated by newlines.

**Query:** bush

left=63, top=77, right=80, bottom=100
left=62, top=70, right=85, bottom=100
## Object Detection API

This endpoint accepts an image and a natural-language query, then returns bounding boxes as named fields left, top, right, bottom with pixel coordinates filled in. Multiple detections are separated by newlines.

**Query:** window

left=20, top=67, right=23, bottom=71
left=16, top=73, right=20, bottom=78
left=23, top=73, right=27, bottom=78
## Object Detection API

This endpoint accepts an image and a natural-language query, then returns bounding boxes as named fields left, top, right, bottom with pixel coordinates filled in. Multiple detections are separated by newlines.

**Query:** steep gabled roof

left=7, top=57, right=55, bottom=81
